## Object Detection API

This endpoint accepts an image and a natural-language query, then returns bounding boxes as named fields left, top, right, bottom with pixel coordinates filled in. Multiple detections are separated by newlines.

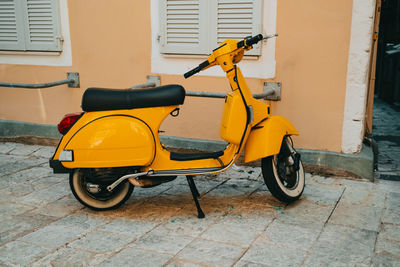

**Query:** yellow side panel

left=244, top=116, right=299, bottom=163
left=220, top=91, right=247, bottom=144
left=63, top=116, right=155, bottom=168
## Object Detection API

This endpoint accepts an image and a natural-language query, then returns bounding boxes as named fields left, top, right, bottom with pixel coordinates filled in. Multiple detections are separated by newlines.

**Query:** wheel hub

left=86, top=183, right=101, bottom=194
left=277, top=155, right=298, bottom=188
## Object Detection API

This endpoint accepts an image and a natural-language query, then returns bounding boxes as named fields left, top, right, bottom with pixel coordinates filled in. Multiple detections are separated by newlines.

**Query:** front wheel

left=70, top=169, right=134, bottom=210
left=261, top=139, right=305, bottom=203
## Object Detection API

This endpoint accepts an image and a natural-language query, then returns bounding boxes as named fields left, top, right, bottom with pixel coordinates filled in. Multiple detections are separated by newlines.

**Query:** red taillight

left=57, top=113, right=82, bottom=135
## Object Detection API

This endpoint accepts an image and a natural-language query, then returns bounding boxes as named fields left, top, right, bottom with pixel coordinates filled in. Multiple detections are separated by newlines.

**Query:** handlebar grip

left=246, top=34, right=263, bottom=46
left=184, top=66, right=201, bottom=79
left=184, top=60, right=210, bottom=79
left=237, top=34, right=263, bottom=49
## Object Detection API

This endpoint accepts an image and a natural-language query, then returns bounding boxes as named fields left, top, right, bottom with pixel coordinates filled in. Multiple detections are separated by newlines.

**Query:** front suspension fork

left=279, top=137, right=301, bottom=171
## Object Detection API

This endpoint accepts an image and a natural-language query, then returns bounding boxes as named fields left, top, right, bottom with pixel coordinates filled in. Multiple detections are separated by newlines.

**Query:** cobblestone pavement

left=373, top=97, right=400, bottom=180
left=0, top=142, right=399, bottom=267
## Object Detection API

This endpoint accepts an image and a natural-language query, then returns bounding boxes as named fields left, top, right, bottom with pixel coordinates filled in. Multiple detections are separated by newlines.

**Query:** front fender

left=244, top=116, right=299, bottom=163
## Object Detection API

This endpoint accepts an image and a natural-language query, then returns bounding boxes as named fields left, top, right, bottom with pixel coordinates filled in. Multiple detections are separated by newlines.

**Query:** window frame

left=159, top=0, right=263, bottom=56
left=0, top=0, right=62, bottom=52
left=0, top=0, right=72, bottom=66
left=152, top=0, right=277, bottom=79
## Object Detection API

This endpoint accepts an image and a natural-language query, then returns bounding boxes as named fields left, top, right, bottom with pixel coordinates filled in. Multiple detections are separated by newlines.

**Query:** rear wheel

left=261, top=138, right=305, bottom=203
left=70, top=169, right=134, bottom=210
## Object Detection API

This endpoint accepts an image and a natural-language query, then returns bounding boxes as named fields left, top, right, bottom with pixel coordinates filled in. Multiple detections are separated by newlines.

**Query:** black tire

left=70, top=169, right=134, bottom=211
left=261, top=140, right=305, bottom=203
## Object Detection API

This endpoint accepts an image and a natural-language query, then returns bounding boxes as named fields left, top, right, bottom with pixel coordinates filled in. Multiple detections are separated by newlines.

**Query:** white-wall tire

left=70, top=169, right=134, bottom=210
left=261, top=140, right=305, bottom=203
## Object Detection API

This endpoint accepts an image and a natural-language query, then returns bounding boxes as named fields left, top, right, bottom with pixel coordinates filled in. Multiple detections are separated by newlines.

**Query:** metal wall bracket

left=147, top=75, right=160, bottom=87
left=130, top=75, right=161, bottom=89
left=264, top=82, right=281, bottom=101
left=67, top=72, right=80, bottom=88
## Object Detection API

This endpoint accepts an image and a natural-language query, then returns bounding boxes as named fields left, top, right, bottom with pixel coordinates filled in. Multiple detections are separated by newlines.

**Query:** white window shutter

left=212, top=0, right=263, bottom=56
left=160, top=0, right=209, bottom=55
left=0, top=0, right=25, bottom=50
left=21, top=0, right=61, bottom=51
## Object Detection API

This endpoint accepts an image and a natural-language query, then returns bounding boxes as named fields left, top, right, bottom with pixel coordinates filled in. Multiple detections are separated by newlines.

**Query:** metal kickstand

left=186, top=176, right=205, bottom=219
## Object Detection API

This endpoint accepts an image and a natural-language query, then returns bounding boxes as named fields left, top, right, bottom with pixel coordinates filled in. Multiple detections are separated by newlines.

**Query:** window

left=159, top=0, right=262, bottom=56
left=0, top=0, right=62, bottom=52
left=151, top=0, right=276, bottom=78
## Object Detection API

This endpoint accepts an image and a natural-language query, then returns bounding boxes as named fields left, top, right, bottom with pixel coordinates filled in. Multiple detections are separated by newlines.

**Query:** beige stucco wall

left=0, top=0, right=353, bottom=153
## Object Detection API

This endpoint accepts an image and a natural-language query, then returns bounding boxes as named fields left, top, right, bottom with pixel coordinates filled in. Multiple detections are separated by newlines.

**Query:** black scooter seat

left=81, top=84, right=186, bottom=112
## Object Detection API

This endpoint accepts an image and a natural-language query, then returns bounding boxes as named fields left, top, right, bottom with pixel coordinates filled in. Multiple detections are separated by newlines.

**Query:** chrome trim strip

left=148, top=157, right=237, bottom=177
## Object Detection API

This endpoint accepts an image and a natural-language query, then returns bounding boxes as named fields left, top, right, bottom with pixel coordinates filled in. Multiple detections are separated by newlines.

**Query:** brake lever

left=263, top=33, right=278, bottom=40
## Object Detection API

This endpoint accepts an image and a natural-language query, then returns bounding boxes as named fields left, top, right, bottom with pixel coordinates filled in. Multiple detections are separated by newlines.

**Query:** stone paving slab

left=0, top=142, right=17, bottom=154
left=176, top=238, right=245, bottom=267
left=99, top=218, right=159, bottom=237
left=0, top=212, right=57, bottom=244
left=0, top=158, right=48, bottom=178
left=32, top=194, right=83, bottom=217
left=0, top=240, right=51, bottom=266
left=7, top=143, right=42, bottom=156
left=263, top=220, right=320, bottom=251
left=99, top=246, right=173, bottom=267
left=70, top=230, right=135, bottom=254
left=20, top=224, right=86, bottom=248
left=200, top=219, right=263, bottom=247
left=328, top=202, right=383, bottom=232
left=133, top=228, right=195, bottom=255
left=157, top=215, right=219, bottom=237
left=373, top=98, right=400, bottom=178
left=304, top=224, right=377, bottom=266
left=0, top=142, right=399, bottom=266
left=240, top=238, right=308, bottom=267
left=32, top=246, right=106, bottom=267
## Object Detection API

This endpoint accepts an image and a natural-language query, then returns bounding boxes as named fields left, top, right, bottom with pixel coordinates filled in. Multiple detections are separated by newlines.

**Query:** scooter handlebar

left=184, top=34, right=269, bottom=78
left=184, top=60, right=210, bottom=79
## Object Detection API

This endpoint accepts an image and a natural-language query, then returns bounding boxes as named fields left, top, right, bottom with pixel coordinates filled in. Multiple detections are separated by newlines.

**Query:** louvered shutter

left=214, top=0, right=262, bottom=56
left=160, top=0, right=263, bottom=56
left=22, top=0, right=61, bottom=51
left=0, top=0, right=61, bottom=51
left=0, top=0, right=25, bottom=50
left=160, top=0, right=208, bottom=55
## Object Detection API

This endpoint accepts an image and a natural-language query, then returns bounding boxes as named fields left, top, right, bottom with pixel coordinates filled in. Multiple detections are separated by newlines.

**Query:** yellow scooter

left=50, top=34, right=305, bottom=218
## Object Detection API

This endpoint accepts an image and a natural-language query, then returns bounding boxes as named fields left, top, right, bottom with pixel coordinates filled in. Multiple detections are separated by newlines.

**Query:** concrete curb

left=0, top=119, right=374, bottom=180
left=0, top=119, right=61, bottom=139
left=298, top=145, right=374, bottom=181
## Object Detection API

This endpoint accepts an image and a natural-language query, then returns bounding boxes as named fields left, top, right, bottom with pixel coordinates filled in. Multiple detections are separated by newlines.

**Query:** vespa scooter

left=50, top=34, right=305, bottom=218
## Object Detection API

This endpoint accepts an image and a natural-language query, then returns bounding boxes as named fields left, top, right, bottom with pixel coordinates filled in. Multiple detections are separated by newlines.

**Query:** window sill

left=0, top=50, right=61, bottom=56
left=162, top=54, right=260, bottom=61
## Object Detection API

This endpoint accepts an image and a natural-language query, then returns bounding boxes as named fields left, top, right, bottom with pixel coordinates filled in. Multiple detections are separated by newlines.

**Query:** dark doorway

left=373, top=0, right=400, bottom=180
left=375, top=0, right=400, bottom=104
